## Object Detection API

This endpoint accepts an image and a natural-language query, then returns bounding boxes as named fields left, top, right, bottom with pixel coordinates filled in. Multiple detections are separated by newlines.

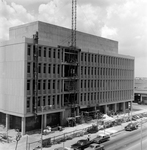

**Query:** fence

left=27, top=125, right=92, bottom=150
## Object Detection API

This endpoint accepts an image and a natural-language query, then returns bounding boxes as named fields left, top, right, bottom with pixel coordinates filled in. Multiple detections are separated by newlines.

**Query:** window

left=43, top=80, right=46, bottom=90
left=38, top=63, right=41, bottom=73
left=48, top=80, right=50, bottom=90
left=85, top=54, right=87, bottom=61
left=58, top=50, right=60, bottom=59
left=88, top=54, right=90, bottom=62
left=58, top=65, right=60, bottom=74
left=52, top=96, right=55, bottom=105
left=38, top=97, right=41, bottom=106
left=53, top=64, right=55, bottom=74
left=57, top=80, right=60, bottom=90
left=48, top=96, right=50, bottom=105
left=95, top=55, right=97, bottom=62
left=43, top=96, right=46, bottom=106
left=53, top=80, right=55, bottom=89
left=53, top=49, right=56, bottom=58
left=91, top=54, right=93, bottom=62
left=39, top=47, right=41, bottom=57
left=43, top=64, right=46, bottom=73
left=27, top=97, right=30, bottom=108
left=48, top=48, right=51, bottom=58
left=27, top=80, right=30, bottom=90
left=44, top=47, right=46, bottom=57
left=27, top=45, right=31, bottom=56
left=57, top=95, right=59, bottom=105
left=27, top=63, right=31, bottom=73
left=48, top=64, right=51, bottom=74
left=38, top=80, right=41, bottom=90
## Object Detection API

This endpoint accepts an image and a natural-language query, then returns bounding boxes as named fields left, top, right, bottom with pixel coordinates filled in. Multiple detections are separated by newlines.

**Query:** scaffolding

left=33, top=32, right=39, bottom=119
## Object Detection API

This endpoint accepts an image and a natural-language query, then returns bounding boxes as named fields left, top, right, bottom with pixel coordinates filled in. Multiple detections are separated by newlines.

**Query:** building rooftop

left=9, top=21, right=118, bottom=54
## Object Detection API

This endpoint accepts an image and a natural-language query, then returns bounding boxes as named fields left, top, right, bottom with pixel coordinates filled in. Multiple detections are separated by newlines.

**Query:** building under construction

left=0, top=21, right=134, bottom=134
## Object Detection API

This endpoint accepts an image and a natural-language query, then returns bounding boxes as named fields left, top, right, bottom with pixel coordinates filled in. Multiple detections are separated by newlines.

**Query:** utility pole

left=140, top=118, right=143, bottom=150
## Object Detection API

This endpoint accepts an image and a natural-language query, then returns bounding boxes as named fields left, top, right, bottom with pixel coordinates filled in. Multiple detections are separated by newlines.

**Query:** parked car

left=132, top=116, right=137, bottom=121
left=125, top=123, right=138, bottom=131
left=85, top=143, right=105, bottom=150
left=71, top=139, right=93, bottom=149
left=92, top=134, right=110, bottom=144
left=43, top=126, right=51, bottom=135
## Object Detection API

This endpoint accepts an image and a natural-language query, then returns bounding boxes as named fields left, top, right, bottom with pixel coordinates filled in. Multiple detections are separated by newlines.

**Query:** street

left=104, top=120, right=147, bottom=150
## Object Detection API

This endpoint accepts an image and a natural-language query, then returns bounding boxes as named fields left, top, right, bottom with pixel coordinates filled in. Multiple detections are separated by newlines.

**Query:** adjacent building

left=0, top=21, right=134, bottom=134
left=134, top=77, right=147, bottom=104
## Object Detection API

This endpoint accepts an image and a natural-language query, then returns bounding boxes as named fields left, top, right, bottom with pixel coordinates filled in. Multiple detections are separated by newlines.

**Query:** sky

left=0, top=0, right=147, bottom=77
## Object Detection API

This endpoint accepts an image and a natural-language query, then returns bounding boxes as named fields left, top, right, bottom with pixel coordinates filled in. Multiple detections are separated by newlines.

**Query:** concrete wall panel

left=0, top=40, right=25, bottom=116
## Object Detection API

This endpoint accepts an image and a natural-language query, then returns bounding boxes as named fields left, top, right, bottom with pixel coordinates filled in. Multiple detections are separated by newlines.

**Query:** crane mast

left=71, top=0, right=77, bottom=49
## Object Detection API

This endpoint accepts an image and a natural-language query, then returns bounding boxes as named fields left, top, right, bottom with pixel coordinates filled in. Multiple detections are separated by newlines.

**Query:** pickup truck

left=71, top=139, right=93, bottom=150
left=92, top=134, right=110, bottom=144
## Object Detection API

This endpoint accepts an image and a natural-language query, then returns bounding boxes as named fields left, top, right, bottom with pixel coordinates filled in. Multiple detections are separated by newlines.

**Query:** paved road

left=104, top=121, right=147, bottom=150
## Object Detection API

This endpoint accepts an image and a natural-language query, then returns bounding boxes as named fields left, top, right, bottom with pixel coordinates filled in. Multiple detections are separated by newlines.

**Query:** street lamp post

left=40, top=105, right=52, bottom=150
left=140, top=118, right=143, bottom=150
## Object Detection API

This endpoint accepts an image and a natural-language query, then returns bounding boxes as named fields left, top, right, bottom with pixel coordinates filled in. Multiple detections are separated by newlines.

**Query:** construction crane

left=58, top=0, right=79, bottom=126
left=71, top=0, right=77, bottom=49
left=68, top=0, right=78, bottom=124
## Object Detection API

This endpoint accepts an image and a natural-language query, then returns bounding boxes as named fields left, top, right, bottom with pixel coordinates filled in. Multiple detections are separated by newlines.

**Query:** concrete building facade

left=0, top=21, right=134, bottom=135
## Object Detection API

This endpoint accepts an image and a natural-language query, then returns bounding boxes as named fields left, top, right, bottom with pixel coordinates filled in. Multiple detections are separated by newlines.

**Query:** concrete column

left=123, top=102, right=125, bottom=113
left=6, top=114, right=9, bottom=131
left=104, top=105, right=107, bottom=114
left=114, top=103, right=117, bottom=113
left=30, top=97, right=33, bottom=113
left=76, top=107, right=79, bottom=116
left=44, top=114, right=47, bottom=128
left=140, top=95, right=142, bottom=103
left=55, top=95, right=57, bottom=109
left=21, top=117, right=26, bottom=135
left=60, top=111, right=65, bottom=126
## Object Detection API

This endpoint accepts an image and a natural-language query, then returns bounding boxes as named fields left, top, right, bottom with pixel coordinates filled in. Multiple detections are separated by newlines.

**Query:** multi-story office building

left=0, top=21, right=134, bottom=134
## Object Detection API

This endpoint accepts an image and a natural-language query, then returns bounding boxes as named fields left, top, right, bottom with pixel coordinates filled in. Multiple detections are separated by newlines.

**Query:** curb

left=111, top=129, right=124, bottom=137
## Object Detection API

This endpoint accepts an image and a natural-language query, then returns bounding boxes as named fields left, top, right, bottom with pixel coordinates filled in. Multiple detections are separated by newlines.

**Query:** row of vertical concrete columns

left=5, top=114, right=26, bottom=135
left=103, top=102, right=126, bottom=114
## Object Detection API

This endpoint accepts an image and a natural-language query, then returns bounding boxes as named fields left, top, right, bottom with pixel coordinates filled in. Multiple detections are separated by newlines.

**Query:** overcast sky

left=0, top=0, right=147, bottom=77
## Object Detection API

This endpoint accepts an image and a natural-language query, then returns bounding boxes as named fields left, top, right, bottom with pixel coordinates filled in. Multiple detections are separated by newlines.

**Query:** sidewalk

left=0, top=106, right=147, bottom=150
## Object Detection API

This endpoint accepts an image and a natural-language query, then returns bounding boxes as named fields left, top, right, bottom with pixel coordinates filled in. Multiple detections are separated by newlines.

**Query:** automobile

left=92, top=134, right=110, bottom=144
left=43, top=126, right=51, bottom=135
left=85, top=143, right=105, bottom=150
left=125, top=123, right=138, bottom=131
left=54, top=147, right=71, bottom=150
left=132, top=116, right=137, bottom=121
left=71, top=139, right=93, bottom=149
